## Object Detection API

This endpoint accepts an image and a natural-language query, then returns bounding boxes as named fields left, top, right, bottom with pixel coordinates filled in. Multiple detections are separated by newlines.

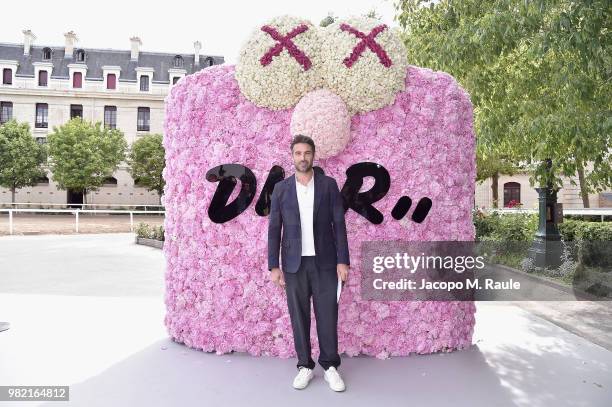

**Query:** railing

left=484, top=207, right=612, bottom=221
left=0, top=208, right=165, bottom=235
left=0, top=202, right=164, bottom=211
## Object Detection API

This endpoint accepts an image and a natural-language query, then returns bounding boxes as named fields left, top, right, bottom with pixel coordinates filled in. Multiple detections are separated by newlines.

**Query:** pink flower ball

left=290, top=89, right=351, bottom=159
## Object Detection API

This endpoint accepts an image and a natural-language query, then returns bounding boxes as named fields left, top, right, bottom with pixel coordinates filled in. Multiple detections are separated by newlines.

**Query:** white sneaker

left=292, top=367, right=314, bottom=389
left=324, top=366, right=345, bottom=392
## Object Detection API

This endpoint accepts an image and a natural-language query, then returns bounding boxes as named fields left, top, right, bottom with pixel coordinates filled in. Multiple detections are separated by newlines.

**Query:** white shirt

left=295, top=173, right=316, bottom=256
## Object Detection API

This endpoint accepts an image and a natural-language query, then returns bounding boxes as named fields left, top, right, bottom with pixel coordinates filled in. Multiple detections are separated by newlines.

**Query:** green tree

left=320, top=9, right=383, bottom=27
left=364, top=9, right=382, bottom=20
left=128, top=133, right=165, bottom=205
left=47, top=118, right=127, bottom=204
left=477, top=142, right=521, bottom=208
left=320, top=13, right=337, bottom=27
left=397, top=0, right=611, bottom=207
left=0, top=120, right=47, bottom=203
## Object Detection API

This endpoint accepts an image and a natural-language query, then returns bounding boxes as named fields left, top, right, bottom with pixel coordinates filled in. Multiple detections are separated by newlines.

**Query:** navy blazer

left=268, top=170, right=350, bottom=274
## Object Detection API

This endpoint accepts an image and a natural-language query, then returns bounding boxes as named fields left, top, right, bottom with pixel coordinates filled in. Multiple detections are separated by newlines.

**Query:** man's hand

left=270, top=268, right=285, bottom=288
left=337, top=263, right=349, bottom=283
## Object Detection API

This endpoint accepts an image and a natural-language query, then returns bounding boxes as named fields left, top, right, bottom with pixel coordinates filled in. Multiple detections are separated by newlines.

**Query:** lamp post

left=528, top=161, right=563, bottom=269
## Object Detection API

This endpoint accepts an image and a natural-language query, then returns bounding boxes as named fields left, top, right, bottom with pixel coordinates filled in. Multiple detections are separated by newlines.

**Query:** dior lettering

left=205, top=162, right=433, bottom=225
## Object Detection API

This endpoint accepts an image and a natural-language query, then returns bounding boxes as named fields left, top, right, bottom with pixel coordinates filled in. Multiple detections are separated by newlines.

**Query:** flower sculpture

left=163, top=15, right=477, bottom=359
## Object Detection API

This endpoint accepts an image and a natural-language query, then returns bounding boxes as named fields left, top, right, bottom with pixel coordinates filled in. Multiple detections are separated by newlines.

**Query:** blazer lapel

left=313, top=169, right=323, bottom=221
left=288, top=174, right=301, bottom=224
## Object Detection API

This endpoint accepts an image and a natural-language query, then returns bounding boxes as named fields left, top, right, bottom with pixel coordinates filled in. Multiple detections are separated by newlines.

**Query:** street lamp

left=528, top=160, right=563, bottom=269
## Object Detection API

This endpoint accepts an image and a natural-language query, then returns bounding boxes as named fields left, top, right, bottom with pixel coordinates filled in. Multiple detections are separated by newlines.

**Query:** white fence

left=0, top=202, right=164, bottom=211
left=485, top=208, right=612, bottom=221
left=1, top=206, right=609, bottom=236
left=0, top=208, right=165, bottom=235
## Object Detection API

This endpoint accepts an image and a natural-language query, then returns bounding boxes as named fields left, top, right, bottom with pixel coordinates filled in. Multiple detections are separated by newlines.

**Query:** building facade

left=475, top=173, right=612, bottom=210
left=0, top=30, right=223, bottom=206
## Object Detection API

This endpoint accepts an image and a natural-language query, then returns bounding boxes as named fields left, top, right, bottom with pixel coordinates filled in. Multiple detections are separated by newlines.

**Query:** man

left=268, top=135, right=350, bottom=392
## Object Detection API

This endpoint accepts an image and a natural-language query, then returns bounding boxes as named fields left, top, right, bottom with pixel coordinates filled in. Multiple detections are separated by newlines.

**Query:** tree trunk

left=576, top=163, right=590, bottom=208
left=491, top=172, right=499, bottom=208
left=10, top=186, right=16, bottom=204
left=83, top=188, right=88, bottom=205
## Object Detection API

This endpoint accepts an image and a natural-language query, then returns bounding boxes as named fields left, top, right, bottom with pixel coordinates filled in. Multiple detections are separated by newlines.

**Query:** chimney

left=194, top=41, right=202, bottom=68
left=64, top=31, right=78, bottom=58
left=130, top=37, right=142, bottom=61
left=22, top=29, right=36, bottom=56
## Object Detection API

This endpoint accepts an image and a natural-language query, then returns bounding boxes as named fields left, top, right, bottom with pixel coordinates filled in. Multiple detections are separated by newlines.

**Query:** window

left=70, top=104, right=83, bottom=119
left=42, top=47, right=52, bottom=60
left=503, top=182, right=521, bottom=207
left=137, top=107, right=150, bottom=131
left=73, top=72, right=82, bottom=88
left=172, top=76, right=180, bottom=85
left=205, top=57, right=214, bottom=67
left=139, top=75, right=149, bottom=91
left=35, top=103, right=48, bottom=128
left=3, top=68, right=12, bottom=85
left=107, top=73, right=116, bottom=90
left=104, top=106, right=117, bottom=129
left=0, top=102, right=13, bottom=124
left=35, top=136, right=47, bottom=145
left=38, top=70, right=48, bottom=87
left=76, top=49, right=85, bottom=62
left=173, top=55, right=184, bottom=68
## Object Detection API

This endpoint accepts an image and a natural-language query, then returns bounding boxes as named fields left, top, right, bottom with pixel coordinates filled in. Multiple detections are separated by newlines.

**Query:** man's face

left=292, top=143, right=314, bottom=173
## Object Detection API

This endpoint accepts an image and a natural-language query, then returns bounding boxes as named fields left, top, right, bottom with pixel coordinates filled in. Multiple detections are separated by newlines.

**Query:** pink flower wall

left=163, top=64, right=477, bottom=359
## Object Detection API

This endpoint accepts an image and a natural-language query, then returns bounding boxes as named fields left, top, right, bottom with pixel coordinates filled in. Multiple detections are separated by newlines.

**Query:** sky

left=1, top=0, right=400, bottom=64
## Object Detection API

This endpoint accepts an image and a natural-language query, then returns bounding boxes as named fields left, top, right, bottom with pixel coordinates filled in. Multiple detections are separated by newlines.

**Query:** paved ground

left=0, top=234, right=610, bottom=407
left=480, top=265, right=612, bottom=352
left=516, top=301, right=612, bottom=353
left=0, top=214, right=164, bottom=235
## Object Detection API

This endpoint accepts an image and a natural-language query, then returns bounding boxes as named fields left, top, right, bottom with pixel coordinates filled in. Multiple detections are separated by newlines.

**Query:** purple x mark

left=340, top=24, right=392, bottom=68
left=259, top=24, right=312, bottom=71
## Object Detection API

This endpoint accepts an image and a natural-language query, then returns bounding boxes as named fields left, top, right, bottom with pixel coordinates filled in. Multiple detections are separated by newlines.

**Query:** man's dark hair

left=290, top=134, right=315, bottom=155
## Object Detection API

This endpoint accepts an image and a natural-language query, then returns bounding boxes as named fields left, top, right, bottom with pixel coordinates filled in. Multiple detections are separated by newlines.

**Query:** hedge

left=136, top=222, right=165, bottom=241
left=474, top=212, right=612, bottom=267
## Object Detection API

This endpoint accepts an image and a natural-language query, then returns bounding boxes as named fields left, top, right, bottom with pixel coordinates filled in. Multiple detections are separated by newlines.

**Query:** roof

left=0, top=42, right=224, bottom=83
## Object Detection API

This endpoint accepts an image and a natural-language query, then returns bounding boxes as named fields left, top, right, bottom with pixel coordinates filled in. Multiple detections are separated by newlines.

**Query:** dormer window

left=173, top=55, right=184, bottom=68
left=102, top=66, right=121, bottom=91
left=139, top=75, right=149, bottom=91
left=38, top=70, right=48, bottom=87
left=76, top=49, right=85, bottom=62
left=135, top=67, right=153, bottom=93
left=2, top=68, right=12, bottom=85
left=107, top=73, right=116, bottom=90
left=68, top=63, right=87, bottom=90
left=73, top=72, right=82, bottom=88
left=42, top=47, right=52, bottom=60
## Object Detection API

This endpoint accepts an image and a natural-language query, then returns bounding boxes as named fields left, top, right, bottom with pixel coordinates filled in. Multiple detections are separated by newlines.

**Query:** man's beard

left=295, top=160, right=312, bottom=173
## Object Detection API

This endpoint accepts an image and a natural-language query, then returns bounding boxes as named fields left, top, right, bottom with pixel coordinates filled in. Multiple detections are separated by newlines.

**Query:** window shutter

left=73, top=72, right=82, bottom=88
left=107, top=74, right=116, bottom=89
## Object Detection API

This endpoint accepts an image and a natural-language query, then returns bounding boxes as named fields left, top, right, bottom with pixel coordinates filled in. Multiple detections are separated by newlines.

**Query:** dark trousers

left=284, top=255, right=341, bottom=371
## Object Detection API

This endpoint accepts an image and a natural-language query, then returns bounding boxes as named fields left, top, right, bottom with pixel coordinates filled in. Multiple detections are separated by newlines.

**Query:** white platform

left=0, top=234, right=610, bottom=406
